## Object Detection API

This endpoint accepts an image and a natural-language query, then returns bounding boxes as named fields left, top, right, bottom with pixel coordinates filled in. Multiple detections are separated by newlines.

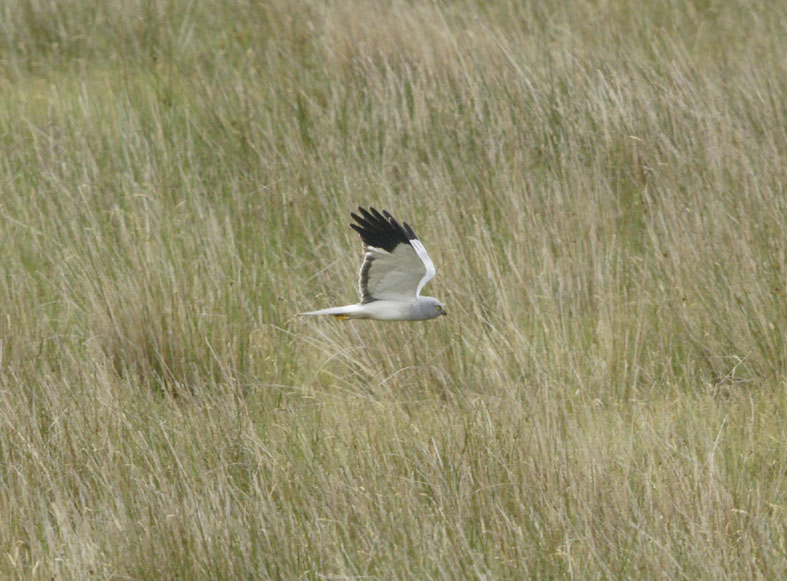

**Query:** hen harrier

left=300, top=207, right=446, bottom=321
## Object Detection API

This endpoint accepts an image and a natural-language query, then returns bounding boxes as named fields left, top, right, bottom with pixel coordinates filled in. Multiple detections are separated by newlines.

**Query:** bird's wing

left=350, top=207, right=436, bottom=303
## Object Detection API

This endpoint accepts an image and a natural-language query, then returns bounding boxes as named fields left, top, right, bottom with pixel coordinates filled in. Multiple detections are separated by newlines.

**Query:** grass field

left=1, top=0, right=785, bottom=578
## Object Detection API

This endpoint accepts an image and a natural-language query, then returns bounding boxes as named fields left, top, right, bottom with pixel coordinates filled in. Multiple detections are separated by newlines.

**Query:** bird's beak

left=441, top=309, right=448, bottom=316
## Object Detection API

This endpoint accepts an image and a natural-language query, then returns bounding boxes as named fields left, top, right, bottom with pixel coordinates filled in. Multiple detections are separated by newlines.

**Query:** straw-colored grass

left=1, top=0, right=785, bottom=578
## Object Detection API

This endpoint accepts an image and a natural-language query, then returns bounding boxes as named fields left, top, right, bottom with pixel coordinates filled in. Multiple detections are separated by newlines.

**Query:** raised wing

left=350, top=207, right=436, bottom=303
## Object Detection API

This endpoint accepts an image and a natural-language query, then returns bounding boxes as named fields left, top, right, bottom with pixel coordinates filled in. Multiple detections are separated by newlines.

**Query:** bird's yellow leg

left=333, top=314, right=351, bottom=320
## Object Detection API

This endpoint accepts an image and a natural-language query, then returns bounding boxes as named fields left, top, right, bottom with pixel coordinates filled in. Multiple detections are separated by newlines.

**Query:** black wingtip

left=349, top=206, right=418, bottom=252
left=401, top=221, right=417, bottom=241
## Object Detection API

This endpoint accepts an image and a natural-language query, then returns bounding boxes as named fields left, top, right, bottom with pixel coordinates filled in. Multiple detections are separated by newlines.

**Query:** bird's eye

left=435, top=305, right=442, bottom=311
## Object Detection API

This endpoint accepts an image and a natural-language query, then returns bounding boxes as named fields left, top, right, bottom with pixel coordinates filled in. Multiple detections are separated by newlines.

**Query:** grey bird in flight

left=300, top=207, right=447, bottom=321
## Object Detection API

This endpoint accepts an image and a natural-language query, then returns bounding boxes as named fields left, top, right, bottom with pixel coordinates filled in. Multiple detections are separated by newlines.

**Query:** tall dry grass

left=1, top=0, right=785, bottom=578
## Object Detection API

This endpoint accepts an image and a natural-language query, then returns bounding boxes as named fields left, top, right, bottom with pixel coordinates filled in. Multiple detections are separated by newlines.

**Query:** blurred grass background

left=1, top=0, right=785, bottom=578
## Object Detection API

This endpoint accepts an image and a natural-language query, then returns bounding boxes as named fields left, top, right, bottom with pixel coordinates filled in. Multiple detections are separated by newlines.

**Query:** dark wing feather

left=350, top=207, right=418, bottom=251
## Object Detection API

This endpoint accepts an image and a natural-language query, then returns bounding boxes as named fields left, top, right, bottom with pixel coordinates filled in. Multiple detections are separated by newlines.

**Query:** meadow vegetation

left=1, top=0, right=785, bottom=577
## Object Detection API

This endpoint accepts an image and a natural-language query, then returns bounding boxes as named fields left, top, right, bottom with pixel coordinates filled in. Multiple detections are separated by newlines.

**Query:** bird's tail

left=298, top=304, right=364, bottom=320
